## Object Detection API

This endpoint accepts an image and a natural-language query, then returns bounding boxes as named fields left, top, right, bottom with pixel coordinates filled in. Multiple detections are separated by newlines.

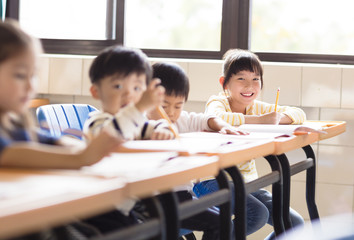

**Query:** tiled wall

left=36, top=55, right=354, bottom=239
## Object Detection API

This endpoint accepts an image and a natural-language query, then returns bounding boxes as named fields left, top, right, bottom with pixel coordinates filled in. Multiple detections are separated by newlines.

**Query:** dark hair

left=0, top=20, right=41, bottom=64
left=152, top=62, right=189, bottom=101
left=222, top=49, right=263, bottom=89
left=89, top=45, right=152, bottom=85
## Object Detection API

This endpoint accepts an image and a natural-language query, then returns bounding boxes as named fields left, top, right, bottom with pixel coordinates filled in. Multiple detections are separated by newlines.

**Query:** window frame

left=6, top=0, right=354, bottom=64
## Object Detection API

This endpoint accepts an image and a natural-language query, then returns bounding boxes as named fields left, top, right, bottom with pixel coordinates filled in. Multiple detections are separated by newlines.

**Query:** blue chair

left=36, top=104, right=98, bottom=139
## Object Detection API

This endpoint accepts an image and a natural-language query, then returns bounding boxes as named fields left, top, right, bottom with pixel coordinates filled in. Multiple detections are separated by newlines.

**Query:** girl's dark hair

left=222, top=49, right=263, bottom=89
left=89, top=45, right=152, bottom=85
left=0, top=20, right=41, bottom=64
left=152, top=62, right=190, bottom=101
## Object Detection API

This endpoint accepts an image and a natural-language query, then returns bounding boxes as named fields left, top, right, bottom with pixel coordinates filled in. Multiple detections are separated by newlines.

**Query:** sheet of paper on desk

left=121, top=132, right=271, bottom=154
left=83, top=152, right=217, bottom=180
left=236, top=124, right=326, bottom=136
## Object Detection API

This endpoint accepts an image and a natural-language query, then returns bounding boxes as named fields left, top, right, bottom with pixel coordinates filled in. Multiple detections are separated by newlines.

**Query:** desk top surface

left=0, top=120, right=345, bottom=238
left=0, top=168, right=126, bottom=239
left=0, top=152, right=219, bottom=238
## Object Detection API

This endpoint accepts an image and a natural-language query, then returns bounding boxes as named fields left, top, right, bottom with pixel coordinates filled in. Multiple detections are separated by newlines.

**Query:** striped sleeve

left=113, top=105, right=149, bottom=140
left=83, top=112, right=112, bottom=142
left=205, top=96, right=245, bottom=126
left=142, top=119, right=172, bottom=140
left=83, top=104, right=149, bottom=141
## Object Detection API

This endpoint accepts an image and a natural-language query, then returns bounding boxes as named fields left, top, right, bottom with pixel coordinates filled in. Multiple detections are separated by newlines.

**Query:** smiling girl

left=194, top=49, right=305, bottom=239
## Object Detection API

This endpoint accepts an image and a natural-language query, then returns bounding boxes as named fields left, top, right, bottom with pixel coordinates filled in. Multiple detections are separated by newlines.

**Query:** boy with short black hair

left=84, top=46, right=173, bottom=141
left=147, top=62, right=244, bottom=134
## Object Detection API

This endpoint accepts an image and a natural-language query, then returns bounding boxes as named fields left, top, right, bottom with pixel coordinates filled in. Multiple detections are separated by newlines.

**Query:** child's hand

left=81, top=130, right=124, bottom=166
left=136, top=78, right=165, bottom=112
left=259, top=112, right=282, bottom=124
left=151, top=129, right=175, bottom=140
left=219, top=126, right=249, bottom=135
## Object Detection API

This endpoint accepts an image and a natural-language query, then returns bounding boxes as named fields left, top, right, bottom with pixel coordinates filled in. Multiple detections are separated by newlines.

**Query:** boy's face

left=147, top=94, right=185, bottom=123
left=91, top=73, right=147, bottom=114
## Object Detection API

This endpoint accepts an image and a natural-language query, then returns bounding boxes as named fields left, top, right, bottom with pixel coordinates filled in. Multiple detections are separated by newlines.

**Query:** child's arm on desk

left=0, top=130, right=123, bottom=169
left=207, top=117, right=248, bottom=135
left=244, top=112, right=293, bottom=125
left=244, top=102, right=306, bottom=125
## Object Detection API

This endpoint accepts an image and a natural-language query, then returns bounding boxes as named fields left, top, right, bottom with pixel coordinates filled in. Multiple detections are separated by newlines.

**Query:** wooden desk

left=87, top=152, right=219, bottom=198
left=0, top=169, right=126, bottom=239
left=87, top=152, right=227, bottom=240
left=114, top=122, right=346, bottom=240
left=119, top=134, right=281, bottom=240
left=0, top=152, right=221, bottom=240
left=271, top=121, right=346, bottom=232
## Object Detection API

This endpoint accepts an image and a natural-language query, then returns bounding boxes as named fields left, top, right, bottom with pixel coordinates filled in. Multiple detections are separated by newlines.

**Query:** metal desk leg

left=302, top=145, right=320, bottom=221
left=158, top=192, right=180, bottom=240
left=276, top=154, right=293, bottom=230
left=264, top=155, right=285, bottom=236
left=225, top=166, right=246, bottom=240
left=216, top=169, right=233, bottom=240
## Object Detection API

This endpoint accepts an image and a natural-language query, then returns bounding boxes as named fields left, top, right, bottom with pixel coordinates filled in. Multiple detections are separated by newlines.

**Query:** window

left=125, top=0, right=222, bottom=51
left=6, top=0, right=354, bottom=64
left=19, top=0, right=108, bottom=40
left=251, top=0, right=354, bottom=56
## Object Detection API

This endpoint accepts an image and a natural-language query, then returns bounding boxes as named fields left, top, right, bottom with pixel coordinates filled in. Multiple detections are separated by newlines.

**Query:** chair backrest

left=36, top=104, right=98, bottom=139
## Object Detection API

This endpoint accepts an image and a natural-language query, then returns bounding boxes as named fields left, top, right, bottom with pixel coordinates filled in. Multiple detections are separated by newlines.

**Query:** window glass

left=19, top=0, right=108, bottom=40
left=125, top=0, right=223, bottom=51
left=251, top=0, right=354, bottom=55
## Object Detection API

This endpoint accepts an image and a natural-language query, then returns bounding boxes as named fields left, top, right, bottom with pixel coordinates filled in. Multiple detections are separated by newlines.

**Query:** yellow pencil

left=274, top=87, right=280, bottom=112
left=156, top=106, right=180, bottom=139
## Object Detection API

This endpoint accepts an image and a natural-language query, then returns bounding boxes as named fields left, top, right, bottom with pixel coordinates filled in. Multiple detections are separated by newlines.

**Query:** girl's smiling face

left=225, top=70, right=262, bottom=111
left=0, top=49, right=37, bottom=114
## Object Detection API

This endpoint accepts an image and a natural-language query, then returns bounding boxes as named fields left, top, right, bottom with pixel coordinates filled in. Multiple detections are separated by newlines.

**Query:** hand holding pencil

left=156, top=106, right=180, bottom=139
left=135, top=78, right=165, bottom=113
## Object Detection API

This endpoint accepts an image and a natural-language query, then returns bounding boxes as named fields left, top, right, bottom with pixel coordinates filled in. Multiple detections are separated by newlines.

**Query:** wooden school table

left=0, top=168, right=126, bottom=239
left=0, top=152, right=222, bottom=240
left=213, top=121, right=346, bottom=239
left=120, top=121, right=346, bottom=240
left=86, top=152, right=233, bottom=240
left=271, top=121, right=346, bottom=234
left=120, top=135, right=281, bottom=240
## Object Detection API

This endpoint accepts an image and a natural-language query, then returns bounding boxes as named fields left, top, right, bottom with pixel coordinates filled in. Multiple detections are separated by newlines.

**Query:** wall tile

left=302, top=107, right=320, bottom=121
left=188, top=61, right=223, bottom=102
left=41, top=94, right=74, bottom=104
left=319, top=108, right=354, bottom=146
left=317, top=145, right=354, bottom=185
left=341, top=67, right=354, bottom=108
left=316, top=183, right=353, bottom=217
left=82, top=58, right=94, bottom=96
left=49, top=58, right=83, bottom=95
left=184, top=100, right=205, bottom=113
left=302, top=66, right=341, bottom=107
left=286, top=144, right=319, bottom=182
left=37, top=57, right=49, bottom=94
left=262, top=65, right=302, bottom=106
left=290, top=181, right=310, bottom=220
